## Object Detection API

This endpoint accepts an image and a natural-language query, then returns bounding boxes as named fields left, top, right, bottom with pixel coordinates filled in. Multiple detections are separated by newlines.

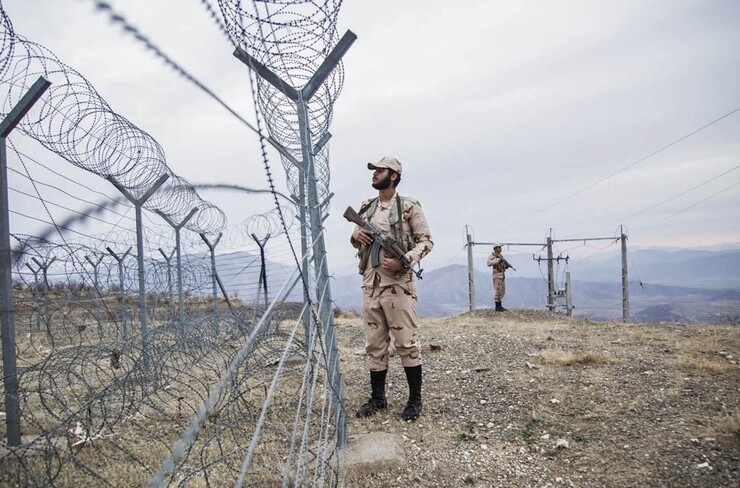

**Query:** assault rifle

left=343, top=206, right=423, bottom=279
left=494, top=253, right=516, bottom=271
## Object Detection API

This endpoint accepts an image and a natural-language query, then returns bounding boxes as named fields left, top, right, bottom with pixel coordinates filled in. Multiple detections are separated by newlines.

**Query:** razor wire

left=0, top=8, right=226, bottom=243
left=1, top=0, right=349, bottom=485
left=3, top=200, right=324, bottom=487
left=216, top=0, right=345, bottom=204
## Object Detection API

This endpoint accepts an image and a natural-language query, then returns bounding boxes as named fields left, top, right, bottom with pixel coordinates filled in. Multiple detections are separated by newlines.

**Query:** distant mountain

left=192, top=246, right=740, bottom=324
left=332, top=265, right=548, bottom=317
left=565, top=249, right=740, bottom=289
left=632, top=304, right=684, bottom=323
left=193, top=246, right=740, bottom=324
left=331, top=263, right=740, bottom=324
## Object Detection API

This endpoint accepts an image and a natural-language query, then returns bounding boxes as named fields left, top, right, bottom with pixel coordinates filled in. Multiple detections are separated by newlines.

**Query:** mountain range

left=330, top=248, right=740, bottom=324
left=150, top=246, right=739, bottom=325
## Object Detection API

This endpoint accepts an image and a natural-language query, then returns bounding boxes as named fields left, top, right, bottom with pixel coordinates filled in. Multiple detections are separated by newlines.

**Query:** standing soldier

left=349, top=156, right=434, bottom=421
left=487, top=243, right=513, bottom=311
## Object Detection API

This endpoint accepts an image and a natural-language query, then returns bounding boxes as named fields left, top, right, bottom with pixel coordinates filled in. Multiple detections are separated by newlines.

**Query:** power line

left=632, top=180, right=740, bottom=236
left=89, top=1, right=262, bottom=136
left=493, top=105, right=740, bottom=234
left=575, top=164, right=740, bottom=236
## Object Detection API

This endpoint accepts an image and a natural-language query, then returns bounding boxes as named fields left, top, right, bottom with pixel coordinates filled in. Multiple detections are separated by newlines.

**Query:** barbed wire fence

left=1, top=1, right=351, bottom=486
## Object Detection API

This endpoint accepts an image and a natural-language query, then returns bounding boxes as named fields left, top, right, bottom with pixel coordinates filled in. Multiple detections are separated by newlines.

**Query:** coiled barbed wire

left=1, top=1, right=348, bottom=485
left=0, top=5, right=226, bottom=241
left=216, top=0, right=345, bottom=204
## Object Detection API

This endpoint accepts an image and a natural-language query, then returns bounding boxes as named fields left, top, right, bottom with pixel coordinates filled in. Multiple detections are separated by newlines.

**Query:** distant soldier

left=487, top=243, right=514, bottom=311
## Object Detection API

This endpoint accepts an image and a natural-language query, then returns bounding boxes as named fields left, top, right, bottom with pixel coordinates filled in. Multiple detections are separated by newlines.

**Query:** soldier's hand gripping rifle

left=344, top=206, right=423, bottom=279
left=496, top=254, right=516, bottom=271
left=503, top=257, right=516, bottom=271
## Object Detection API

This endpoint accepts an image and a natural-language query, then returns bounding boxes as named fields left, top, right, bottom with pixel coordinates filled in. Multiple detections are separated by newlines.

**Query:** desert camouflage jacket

left=350, top=192, right=433, bottom=289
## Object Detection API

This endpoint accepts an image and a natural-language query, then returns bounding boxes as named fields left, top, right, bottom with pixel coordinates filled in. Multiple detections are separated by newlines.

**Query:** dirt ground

left=336, top=309, right=740, bottom=487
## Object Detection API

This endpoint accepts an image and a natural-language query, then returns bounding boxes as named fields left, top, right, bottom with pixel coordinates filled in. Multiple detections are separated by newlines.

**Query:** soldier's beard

left=372, top=173, right=393, bottom=190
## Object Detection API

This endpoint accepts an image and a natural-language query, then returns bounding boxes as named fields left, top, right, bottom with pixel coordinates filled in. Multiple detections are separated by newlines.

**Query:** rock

left=345, top=432, right=406, bottom=476
left=556, top=438, right=569, bottom=449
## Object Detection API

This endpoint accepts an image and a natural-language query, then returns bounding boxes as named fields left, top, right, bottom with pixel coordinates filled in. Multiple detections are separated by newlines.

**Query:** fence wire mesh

left=0, top=1, right=349, bottom=486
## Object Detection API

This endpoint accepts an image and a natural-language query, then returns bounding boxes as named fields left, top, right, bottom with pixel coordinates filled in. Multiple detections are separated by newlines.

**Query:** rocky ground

left=335, top=309, right=739, bottom=487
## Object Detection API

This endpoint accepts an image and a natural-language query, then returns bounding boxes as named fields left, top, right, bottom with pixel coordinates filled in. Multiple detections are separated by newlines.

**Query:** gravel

left=337, top=309, right=740, bottom=487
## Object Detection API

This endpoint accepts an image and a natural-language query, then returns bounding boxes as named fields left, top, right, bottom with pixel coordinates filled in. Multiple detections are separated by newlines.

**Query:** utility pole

left=465, top=226, right=474, bottom=313
left=620, top=225, right=629, bottom=323
left=546, top=230, right=554, bottom=311
left=533, top=251, right=568, bottom=312
left=565, top=271, right=573, bottom=316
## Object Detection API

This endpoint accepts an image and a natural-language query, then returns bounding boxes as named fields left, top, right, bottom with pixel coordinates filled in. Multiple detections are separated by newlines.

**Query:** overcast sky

left=4, top=0, right=740, bottom=276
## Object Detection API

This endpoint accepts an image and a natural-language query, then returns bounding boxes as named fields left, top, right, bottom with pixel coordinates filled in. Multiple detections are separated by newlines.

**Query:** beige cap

left=367, top=156, right=402, bottom=174
left=493, top=243, right=502, bottom=249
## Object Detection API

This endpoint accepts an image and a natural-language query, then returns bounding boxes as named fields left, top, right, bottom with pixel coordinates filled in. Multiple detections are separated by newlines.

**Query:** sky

left=3, top=0, right=740, bottom=278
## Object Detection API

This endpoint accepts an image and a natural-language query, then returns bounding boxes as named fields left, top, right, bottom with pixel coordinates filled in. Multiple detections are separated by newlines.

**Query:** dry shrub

left=625, top=326, right=674, bottom=343
left=334, top=308, right=359, bottom=319
left=703, top=411, right=740, bottom=446
left=675, top=353, right=729, bottom=374
left=712, top=412, right=740, bottom=443
left=537, top=349, right=610, bottom=366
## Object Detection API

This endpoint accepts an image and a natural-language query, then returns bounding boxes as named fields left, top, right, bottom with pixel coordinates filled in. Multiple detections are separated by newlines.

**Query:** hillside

left=338, top=310, right=740, bottom=487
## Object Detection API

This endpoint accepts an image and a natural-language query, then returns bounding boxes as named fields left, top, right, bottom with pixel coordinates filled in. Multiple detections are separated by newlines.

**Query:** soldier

left=487, top=243, right=512, bottom=311
left=350, top=156, right=434, bottom=421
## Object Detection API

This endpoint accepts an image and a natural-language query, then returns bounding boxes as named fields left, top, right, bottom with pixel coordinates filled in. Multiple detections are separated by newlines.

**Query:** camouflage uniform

left=350, top=192, right=433, bottom=370
left=487, top=251, right=507, bottom=302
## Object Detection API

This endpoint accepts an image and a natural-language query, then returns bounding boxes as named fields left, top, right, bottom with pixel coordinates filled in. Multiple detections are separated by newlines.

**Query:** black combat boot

left=495, top=301, right=507, bottom=312
left=356, top=369, right=388, bottom=417
left=402, top=365, right=423, bottom=421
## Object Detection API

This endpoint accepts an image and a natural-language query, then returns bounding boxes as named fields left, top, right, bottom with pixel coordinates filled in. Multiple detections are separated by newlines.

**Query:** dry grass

left=675, top=353, right=731, bottom=374
left=537, top=349, right=611, bottom=366
left=704, top=412, right=740, bottom=444
left=3, top=305, right=738, bottom=487
left=340, top=309, right=740, bottom=487
left=1, top=314, right=340, bottom=487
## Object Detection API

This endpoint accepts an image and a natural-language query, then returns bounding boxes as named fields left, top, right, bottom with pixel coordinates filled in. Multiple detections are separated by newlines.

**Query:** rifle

left=495, top=253, right=516, bottom=271
left=343, top=206, right=423, bottom=279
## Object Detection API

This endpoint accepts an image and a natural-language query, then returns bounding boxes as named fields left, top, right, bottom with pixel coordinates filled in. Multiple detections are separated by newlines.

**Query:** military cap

left=367, top=156, right=402, bottom=174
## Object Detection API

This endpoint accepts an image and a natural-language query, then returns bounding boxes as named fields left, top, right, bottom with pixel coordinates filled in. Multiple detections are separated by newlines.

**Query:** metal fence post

left=156, top=207, right=198, bottom=335
left=234, top=31, right=357, bottom=445
left=108, top=173, right=169, bottom=371
left=0, top=76, right=51, bottom=446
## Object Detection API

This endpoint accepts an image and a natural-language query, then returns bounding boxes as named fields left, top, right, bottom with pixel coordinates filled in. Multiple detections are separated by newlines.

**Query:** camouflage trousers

left=493, top=275, right=506, bottom=301
left=361, top=282, right=421, bottom=370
